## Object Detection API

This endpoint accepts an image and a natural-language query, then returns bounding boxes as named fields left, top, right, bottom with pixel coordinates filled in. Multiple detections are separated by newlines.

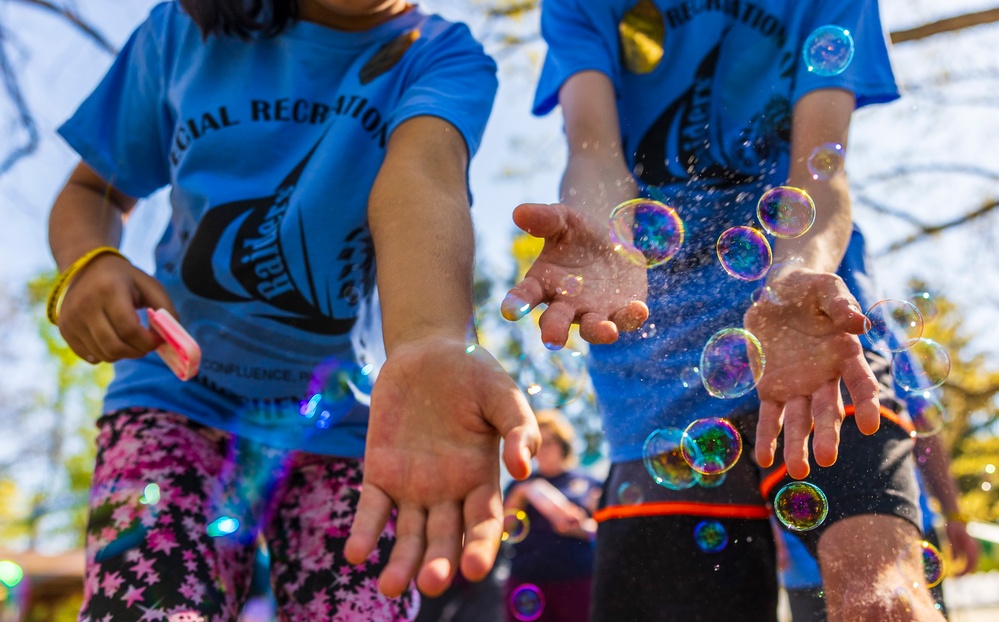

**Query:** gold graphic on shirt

left=619, top=0, right=665, bottom=74
left=360, top=29, right=421, bottom=85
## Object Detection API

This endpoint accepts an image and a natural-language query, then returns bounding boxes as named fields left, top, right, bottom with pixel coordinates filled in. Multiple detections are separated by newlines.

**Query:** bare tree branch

left=876, top=198, right=999, bottom=255
left=0, top=30, right=38, bottom=175
left=14, top=0, right=117, bottom=54
left=890, top=7, right=999, bottom=43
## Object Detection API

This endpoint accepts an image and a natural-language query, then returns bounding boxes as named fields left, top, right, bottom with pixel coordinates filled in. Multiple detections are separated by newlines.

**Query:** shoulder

left=407, top=12, right=492, bottom=65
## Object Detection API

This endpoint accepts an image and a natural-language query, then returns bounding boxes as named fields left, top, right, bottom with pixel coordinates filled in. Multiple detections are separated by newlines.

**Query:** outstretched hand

left=501, top=203, right=649, bottom=348
left=344, top=337, right=540, bottom=598
left=746, top=268, right=880, bottom=480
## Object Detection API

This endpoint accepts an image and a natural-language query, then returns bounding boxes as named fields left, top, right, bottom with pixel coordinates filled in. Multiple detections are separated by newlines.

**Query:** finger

left=841, top=351, right=881, bottom=436
left=511, top=202, right=567, bottom=239
left=755, top=400, right=785, bottom=468
left=810, top=381, right=845, bottom=468
left=345, top=483, right=394, bottom=565
left=493, top=390, right=541, bottom=481
left=85, top=314, right=127, bottom=362
left=460, top=484, right=503, bottom=583
left=579, top=312, right=619, bottom=345
left=782, top=396, right=813, bottom=480
left=814, top=278, right=867, bottom=334
left=609, top=300, right=650, bottom=333
left=538, top=300, right=576, bottom=350
left=378, top=504, right=427, bottom=598
left=105, top=305, right=159, bottom=357
left=502, top=278, right=545, bottom=321
left=417, top=501, right=462, bottom=597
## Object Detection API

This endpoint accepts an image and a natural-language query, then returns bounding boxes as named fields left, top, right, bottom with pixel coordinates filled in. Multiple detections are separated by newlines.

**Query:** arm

left=503, top=71, right=649, bottom=346
left=343, top=116, right=541, bottom=598
left=915, top=435, right=980, bottom=574
left=48, top=162, right=173, bottom=362
left=746, top=89, right=880, bottom=479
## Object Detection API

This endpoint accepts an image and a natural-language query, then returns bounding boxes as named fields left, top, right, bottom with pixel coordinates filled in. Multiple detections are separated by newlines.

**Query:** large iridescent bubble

left=756, top=186, right=815, bottom=238
left=891, top=339, right=951, bottom=392
left=680, top=417, right=743, bottom=475
left=774, top=481, right=829, bottom=532
left=700, top=328, right=765, bottom=399
left=609, top=199, right=685, bottom=267
left=716, top=227, right=772, bottom=281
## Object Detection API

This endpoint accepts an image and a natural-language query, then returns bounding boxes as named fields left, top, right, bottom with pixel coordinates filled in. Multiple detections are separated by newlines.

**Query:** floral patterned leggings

left=79, top=408, right=418, bottom=622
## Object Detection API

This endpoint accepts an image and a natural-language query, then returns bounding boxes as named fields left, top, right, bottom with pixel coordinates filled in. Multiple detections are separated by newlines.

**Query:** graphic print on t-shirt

left=181, top=136, right=374, bottom=336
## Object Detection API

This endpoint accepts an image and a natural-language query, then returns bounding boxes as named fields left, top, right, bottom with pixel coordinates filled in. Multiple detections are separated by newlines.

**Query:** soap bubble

left=891, top=339, right=950, bottom=392
left=510, top=584, right=545, bottom=621
left=609, top=199, right=685, bottom=267
left=756, top=186, right=815, bottom=238
left=694, top=520, right=729, bottom=553
left=643, top=427, right=700, bottom=490
left=864, top=300, right=923, bottom=353
left=807, top=143, right=846, bottom=180
left=803, top=25, right=855, bottom=77
left=680, top=418, right=743, bottom=475
left=774, top=481, right=828, bottom=532
left=700, top=328, right=765, bottom=399
left=717, top=227, right=772, bottom=281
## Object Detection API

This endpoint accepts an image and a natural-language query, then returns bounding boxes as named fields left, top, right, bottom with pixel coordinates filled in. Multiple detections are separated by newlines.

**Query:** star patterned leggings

left=79, top=408, right=418, bottom=622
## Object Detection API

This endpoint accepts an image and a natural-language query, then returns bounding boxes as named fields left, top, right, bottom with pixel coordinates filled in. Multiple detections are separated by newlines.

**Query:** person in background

left=502, top=410, right=602, bottom=622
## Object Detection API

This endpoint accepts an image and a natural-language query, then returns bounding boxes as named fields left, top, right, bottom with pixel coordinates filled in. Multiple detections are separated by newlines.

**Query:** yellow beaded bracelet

left=46, top=246, right=127, bottom=325
left=944, top=511, right=970, bottom=524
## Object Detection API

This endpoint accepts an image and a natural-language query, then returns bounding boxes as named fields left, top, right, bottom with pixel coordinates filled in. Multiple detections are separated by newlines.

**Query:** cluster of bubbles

left=774, top=481, right=829, bottom=532
left=642, top=418, right=743, bottom=491
left=509, top=583, right=546, bottom=621
left=803, top=25, right=855, bottom=77
left=863, top=294, right=951, bottom=435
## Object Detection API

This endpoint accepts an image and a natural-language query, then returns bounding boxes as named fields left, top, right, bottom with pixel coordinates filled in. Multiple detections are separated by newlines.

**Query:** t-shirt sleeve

left=792, top=0, right=899, bottom=110
left=57, top=4, right=173, bottom=198
left=533, top=0, right=620, bottom=116
left=388, top=23, right=498, bottom=159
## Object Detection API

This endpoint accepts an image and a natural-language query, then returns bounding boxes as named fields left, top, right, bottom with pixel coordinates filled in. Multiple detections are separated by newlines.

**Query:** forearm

left=771, top=89, right=857, bottom=274
left=49, top=163, right=133, bottom=270
left=559, top=70, right=638, bottom=223
left=369, top=119, right=474, bottom=353
left=915, top=435, right=962, bottom=516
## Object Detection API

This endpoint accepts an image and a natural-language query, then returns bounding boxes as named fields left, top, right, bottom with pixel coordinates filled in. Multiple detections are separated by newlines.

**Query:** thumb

left=512, top=203, right=568, bottom=239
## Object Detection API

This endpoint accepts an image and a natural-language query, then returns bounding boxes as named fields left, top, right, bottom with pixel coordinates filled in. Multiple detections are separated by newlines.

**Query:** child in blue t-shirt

left=503, top=0, right=945, bottom=620
left=48, top=1, right=540, bottom=620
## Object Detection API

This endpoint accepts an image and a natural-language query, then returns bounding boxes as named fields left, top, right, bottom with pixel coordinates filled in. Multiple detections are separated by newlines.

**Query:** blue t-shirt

left=505, top=469, right=602, bottom=582
left=58, top=2, right=498, bottom=456
left=533, top=0, right=899, bottom=462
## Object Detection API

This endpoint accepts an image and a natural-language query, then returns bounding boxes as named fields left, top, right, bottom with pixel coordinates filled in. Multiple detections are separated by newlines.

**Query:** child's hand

left=344, top=337, right=540, bottom=598
left=57, top=253, right=176, bottom=364
left=501, top=202, right=649, bottom=348
left=745, top=268, right=880, bottom=480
